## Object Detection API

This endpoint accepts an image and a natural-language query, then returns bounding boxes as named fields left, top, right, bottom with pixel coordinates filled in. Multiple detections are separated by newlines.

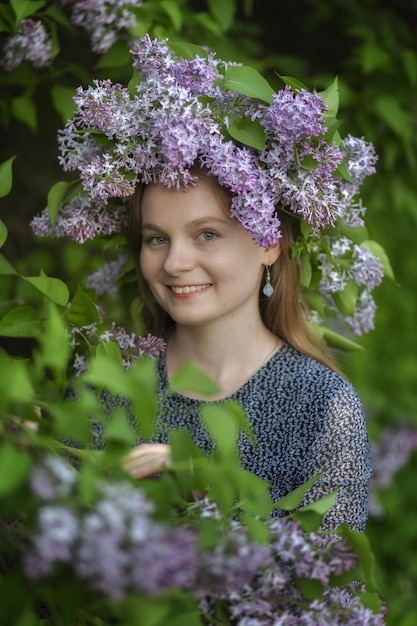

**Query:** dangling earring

left=262, top=265, right=274, bottom=297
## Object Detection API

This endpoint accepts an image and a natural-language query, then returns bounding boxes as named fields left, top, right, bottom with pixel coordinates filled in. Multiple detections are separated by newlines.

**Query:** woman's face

left=139, top=178, right=279, bottom=331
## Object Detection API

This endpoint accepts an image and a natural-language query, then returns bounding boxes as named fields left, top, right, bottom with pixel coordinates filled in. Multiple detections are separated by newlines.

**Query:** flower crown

left=32, top=35, right=389, bottom=345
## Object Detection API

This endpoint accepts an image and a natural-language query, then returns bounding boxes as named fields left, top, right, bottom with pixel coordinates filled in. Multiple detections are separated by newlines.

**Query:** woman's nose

left=162, top=240, right=195, bottom=275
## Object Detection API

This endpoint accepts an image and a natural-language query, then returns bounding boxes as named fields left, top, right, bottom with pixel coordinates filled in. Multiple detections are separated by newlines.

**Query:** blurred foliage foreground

left=0, top=217, right=385, bottom=625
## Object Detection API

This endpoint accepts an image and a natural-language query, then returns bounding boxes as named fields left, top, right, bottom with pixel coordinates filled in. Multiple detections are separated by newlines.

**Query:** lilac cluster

left=369, top=423, right=417, bottom=517
left=25, top=459, right=384, bottom=622
left=59, top=0, right=142, bottom=54
left=1, top=19, right=53, bottom=72
left=33, top=34, right=377, bottom=249
left=86, top=250, right=130, bottom=297
left=25, top=461, right=266, bottom=601
left=317, top=236, right=384, bottom=335
left=30, top=194, right=129, bottom=244
left=31, top=34, right=382, bottom=336
left=70, top=320, right=166, bottom=375
left=200, top=519, right=384, bottom=625
left=99, top=322, right=166, bottom=367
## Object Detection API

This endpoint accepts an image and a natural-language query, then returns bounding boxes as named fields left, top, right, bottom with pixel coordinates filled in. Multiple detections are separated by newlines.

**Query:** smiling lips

left=169, top=284, right=211, bottom=294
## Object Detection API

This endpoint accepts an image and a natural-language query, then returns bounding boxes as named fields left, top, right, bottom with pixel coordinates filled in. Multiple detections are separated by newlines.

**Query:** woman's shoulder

left=268, top=343, right=362, bottom=404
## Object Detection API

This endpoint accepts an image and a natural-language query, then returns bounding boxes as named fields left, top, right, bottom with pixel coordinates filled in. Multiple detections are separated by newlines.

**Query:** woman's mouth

left=169, top=284, right=211, bottom=294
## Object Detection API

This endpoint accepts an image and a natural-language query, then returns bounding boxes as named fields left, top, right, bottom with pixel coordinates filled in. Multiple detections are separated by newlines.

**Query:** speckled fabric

left=99, top=342, right=371, bottom=532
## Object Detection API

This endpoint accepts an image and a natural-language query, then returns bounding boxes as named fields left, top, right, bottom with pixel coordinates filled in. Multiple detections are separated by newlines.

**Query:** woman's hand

left=123, top=443, right=172, bottom=479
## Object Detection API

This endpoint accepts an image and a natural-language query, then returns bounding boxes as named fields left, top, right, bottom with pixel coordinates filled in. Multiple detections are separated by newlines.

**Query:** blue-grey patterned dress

left=100, top=342, right=371, bottom=532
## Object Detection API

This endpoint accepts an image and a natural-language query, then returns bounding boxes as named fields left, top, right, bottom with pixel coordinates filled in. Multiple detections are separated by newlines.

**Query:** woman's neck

left=166, top=318, right=283, bottom=400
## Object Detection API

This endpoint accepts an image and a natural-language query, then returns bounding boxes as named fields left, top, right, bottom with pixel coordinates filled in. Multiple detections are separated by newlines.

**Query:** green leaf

left=362, top=239, right=395, bottom=281
left=300, top=255, right=312, bottom=287
left=321, top=327, right=365, bottom=352
left=38, top=302, right=71, bottom=372
left=0, top=156, right=16, bottom=197
left=170, top=362, right=219, bottom=396
left=0, top=252, right=17, bottom=275
left=291, top=491, right=338, bottom=531
left=318, top=76, right=339, bottom=117
left=300, top=154, right=318, bottom=171
left=334, top=162, right=353, bottom=183
left=105, top=406, right=136, bottom=446
left=66, top=285, right=100, bottom=326
left=49, top=395, right=93, bottom=446
left=0, top=221, right=7, bottom=248
left=160, top=0, right=183, bottom=31
left=222, top=66, right=275, bottom=104
left=168, top=41, right=208, bottom=61
left=95, top=40, right=131, bottom=69
left=11, top=93, right=37, bottom=132
left=47, top=180, right=76, bottom=224
left=374, top=95, right=411, bottom=139
left=85, top=354, right=131, bottom=396
left=0, top=441, right=31, bottom=495
left=333, top=280, right=358, bottom=317
left=208, top=0, right=236, bottom=31
left=357, top=591, right=383, bottom=614
left=51, top=84, right=77, bottom=125
left=0, top=306, right=42, bottom=337
left=338, top=524, right=381, bottom=592
left=296, top=577, right=324, bottom=600
left=0, top=348, right=34, bottom=401
left=274, top=472, right=322, bottom=511
left=128, top=357, right=159, bottom=438
left=277, top=74, right=309, bottom=91
left=228, top=117, right=266, bottom=150
left=96, top=340, right=123, bottom=367
left=10, top=0, right=46, bottom=22
left=22, top=273, right=70, bottom=306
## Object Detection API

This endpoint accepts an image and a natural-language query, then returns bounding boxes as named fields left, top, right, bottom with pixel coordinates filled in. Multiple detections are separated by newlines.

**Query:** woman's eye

left=199, top=231, right=217, bottom=241
left=146, top=235, right=168, bottom=245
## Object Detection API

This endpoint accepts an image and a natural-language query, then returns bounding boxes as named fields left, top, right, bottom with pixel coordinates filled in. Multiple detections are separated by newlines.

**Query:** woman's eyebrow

left=142, top=216, right=231, bottom=230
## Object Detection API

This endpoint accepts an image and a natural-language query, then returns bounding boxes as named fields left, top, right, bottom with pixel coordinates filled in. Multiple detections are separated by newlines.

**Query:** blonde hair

left=129, top=170, right=342, bottom=375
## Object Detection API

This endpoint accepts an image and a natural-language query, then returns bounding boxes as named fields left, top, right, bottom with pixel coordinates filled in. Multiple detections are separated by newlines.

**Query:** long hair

left=129, top=170, right=342, bottom=374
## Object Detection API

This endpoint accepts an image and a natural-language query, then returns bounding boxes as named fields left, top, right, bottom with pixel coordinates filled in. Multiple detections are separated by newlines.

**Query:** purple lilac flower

left=60, top=0, right=143, bottom=54
left=41, top=34, right=376, bottom=248
left=30, top=196, right=129, bottom=244
left=99, top=323, right=166, bottom=366
left=86, top=250, right=130, bottom=297
left=30, top=455, right=77, bottom=500
left=194, top=523, right=271, bottom=599
left=24, top=505, right=79, bottom=578
left=345, top=289, right=377, bottom=336
left=2, top=19, right=52, bottom=72
left=129, top=525, right=198, bottom=595
left=351, top=245, right=384, bottom=289
left=369, top=424, right=417, bottom=517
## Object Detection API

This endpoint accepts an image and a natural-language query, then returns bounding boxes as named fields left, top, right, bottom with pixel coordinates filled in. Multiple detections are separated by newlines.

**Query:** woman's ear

left=262, top=241, right=281, bottom=266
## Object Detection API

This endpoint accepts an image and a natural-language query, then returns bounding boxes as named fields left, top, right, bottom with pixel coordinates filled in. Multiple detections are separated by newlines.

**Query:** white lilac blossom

left=1, top=19, right=53, bottom=72
left=31, top=34, right=382, bottom=336
left=59, top=0, right=142, bottom=54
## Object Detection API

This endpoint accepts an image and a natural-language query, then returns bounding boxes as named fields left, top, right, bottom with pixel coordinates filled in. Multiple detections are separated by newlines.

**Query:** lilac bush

left=23, top=456, right=385, bottom=624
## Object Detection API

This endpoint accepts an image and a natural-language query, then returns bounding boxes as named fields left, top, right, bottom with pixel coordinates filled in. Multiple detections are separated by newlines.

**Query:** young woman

left=123, top=169, right=371, bottom=533
left=38, top=36, right=381, bottom=532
